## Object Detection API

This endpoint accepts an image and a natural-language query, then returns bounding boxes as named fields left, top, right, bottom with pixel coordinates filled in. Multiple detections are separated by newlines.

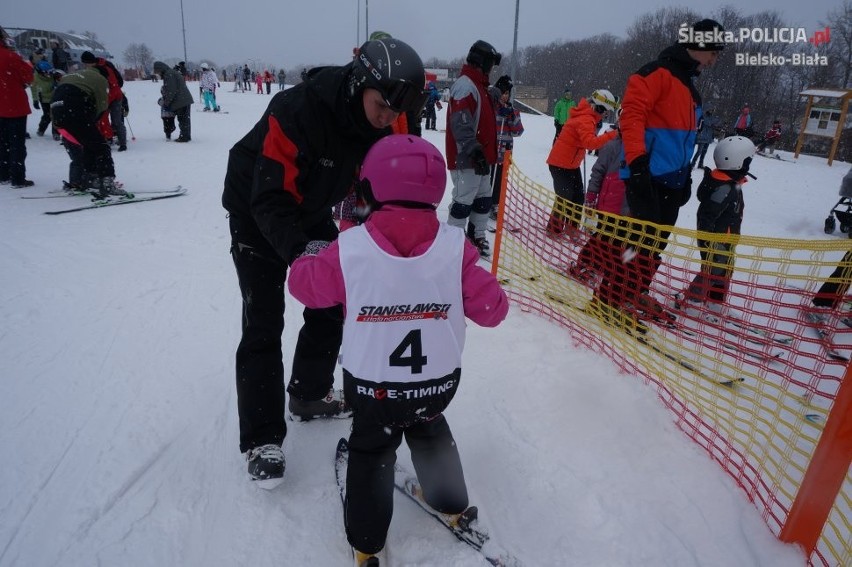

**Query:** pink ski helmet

left=359, top=134, right=446, bottom=208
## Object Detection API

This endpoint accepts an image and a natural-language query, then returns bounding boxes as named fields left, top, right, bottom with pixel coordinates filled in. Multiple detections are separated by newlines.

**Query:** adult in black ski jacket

left=222, top=38, right=427, bottom=486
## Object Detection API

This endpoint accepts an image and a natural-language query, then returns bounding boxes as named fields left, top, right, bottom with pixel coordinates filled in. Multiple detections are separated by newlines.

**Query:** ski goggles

left=379, top=79, right=428, bottom=114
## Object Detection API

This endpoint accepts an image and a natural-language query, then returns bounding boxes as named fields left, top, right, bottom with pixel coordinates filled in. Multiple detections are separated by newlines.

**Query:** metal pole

left=356, top=0, right=360, bottom=45
left=510, top=0, right=519, bottom=104
left=365, top=0, right=369, bottom=41
left=180, top=0, right=188, bottom=63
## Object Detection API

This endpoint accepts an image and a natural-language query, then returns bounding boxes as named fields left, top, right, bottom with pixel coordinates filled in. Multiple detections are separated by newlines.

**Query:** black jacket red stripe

left=222, top=63, right=391, bottom=264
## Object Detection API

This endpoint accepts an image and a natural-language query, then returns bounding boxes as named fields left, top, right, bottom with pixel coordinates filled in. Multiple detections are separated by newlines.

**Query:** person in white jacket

left=199, top=64, right=220, bottom=112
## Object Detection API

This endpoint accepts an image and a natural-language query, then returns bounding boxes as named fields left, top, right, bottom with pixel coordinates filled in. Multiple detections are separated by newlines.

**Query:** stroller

left=823, top=176, right=852, bottom=235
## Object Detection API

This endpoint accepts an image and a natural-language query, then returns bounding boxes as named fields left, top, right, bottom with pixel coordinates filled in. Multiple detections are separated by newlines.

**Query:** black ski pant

left=596, top=182, right=682, bottom=306
left=161, top=116, right=176, bottom=138
left=229, top=213, right=343, bottom=453
left=0, top=115, right=27, bottom=184
left=174, top=105, right=191, bottom=140
left=51, top=84, right=115, bottom=178
left=108, top=98, right=127, bottom=146
left=62, top=139, right=85, bottom=187
left=548, top=165, right=584, bottom=232
left=690, top=142, right=710, bottom=168
left=36, top=104, right=56, bottom=137
left=687, top=239, right=737, bottom=303
left=814, top=249, right=852, bottom=308
left=424, top=104, right=437, bottom=130
left=345, top=414, right=468, bottom=554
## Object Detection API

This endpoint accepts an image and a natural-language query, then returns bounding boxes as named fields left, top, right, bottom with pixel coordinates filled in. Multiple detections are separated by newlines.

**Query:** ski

left=393, top=463, right=522, bottom=566
left=497, top=271, right=540, bottom=286
left=802, top=312, right=849, bottom=362
left=725, top=316, right=793, bottom=346
left=756, top=152, right=794, bottom=162
left=545, top=263, right=601, bottom=288
left=24, top=186, right=182, bottom=199
left=546, top=291, right=743, bottom=386
left=671, top=294, right=793, bottom=346
left=487, top=224, right=522, bottom=234
left=22, top=191, right=90, bottom=199
left=670, top=302, right=786, bottom=361
left=44, top=187, right=187, bottom=215
left=638, top=331, right=745, bottom=387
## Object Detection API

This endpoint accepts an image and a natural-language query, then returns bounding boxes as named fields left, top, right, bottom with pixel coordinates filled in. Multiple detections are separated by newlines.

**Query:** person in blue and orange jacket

left=594, top=18, right=725, bottom=323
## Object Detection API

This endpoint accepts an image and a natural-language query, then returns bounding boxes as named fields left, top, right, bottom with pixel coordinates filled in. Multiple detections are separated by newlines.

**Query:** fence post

left=491, top=150, right=513, bottom=275
left=779, top=361, right=852, bottom=555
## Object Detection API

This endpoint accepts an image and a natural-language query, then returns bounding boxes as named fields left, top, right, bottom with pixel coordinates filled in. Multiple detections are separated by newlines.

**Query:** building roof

left=799, top=88, right=852, bottom=99
left=5, top=27, right=112, bottom=60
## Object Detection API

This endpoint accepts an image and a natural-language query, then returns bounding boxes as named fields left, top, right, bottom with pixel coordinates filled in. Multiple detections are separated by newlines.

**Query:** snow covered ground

left=3, top=78, right=841, bottom=566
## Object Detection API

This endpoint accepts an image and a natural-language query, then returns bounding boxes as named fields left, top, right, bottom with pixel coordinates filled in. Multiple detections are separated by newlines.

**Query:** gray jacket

left=153, top=61, right=194, bottom=111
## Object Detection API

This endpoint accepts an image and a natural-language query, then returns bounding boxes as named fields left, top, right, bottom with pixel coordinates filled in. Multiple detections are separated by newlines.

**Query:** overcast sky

left=8, top=0, right=840, bottom=70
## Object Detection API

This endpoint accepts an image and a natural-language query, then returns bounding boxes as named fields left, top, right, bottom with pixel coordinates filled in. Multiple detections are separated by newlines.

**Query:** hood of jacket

left=568, top=97, right=601, bottom=121
left=657, top=43, right=702, bottom=106
left=153, top=61, right=169, bottom=75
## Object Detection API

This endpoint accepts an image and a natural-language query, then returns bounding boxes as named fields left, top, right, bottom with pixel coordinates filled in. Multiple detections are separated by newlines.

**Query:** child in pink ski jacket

left=288, top=134, right=508, bottom=564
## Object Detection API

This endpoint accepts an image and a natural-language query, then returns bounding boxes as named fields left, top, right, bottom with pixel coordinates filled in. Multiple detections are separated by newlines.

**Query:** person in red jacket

left=545, top=89, right=618, bottom=238
left=756, top=119, right=782, bottom=155
left=0, top=27, right=34, bottom=188
left=445, top=40, right=501, bottom=258
left=81, top=50, right=127, bottom=151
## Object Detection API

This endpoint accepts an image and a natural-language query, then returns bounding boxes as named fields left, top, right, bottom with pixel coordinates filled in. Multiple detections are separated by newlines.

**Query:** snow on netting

left=492, top=153, right=851, bottom=567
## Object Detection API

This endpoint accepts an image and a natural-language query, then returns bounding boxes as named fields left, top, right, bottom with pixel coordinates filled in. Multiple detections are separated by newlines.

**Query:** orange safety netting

left=492, top=154, right=851, bottom=567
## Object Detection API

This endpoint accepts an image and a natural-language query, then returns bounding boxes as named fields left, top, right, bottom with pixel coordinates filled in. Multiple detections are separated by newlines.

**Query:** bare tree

left=123, top=43, right=154, bottom=78
left=821, top=0, right=852, bottom=87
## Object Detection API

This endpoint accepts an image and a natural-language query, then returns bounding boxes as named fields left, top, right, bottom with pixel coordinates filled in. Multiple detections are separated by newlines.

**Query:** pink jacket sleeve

left=461, top=240, right=509, bottom=327
left=286, top=241, right=346, bottom=310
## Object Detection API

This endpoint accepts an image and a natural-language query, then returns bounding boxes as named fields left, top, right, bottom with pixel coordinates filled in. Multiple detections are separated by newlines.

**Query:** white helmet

left=201, top=62, right=209, bottom=70
left=713, top=136, right=756, bottom=170
left=589, top=89, right=618, bottom=112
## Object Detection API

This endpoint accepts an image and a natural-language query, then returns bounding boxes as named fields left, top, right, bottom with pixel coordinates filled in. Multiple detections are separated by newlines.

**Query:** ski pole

left=125, top=116, right=136, bottom=141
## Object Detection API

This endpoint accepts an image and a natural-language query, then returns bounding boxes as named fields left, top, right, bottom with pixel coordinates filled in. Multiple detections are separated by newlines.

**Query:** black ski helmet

left=351, top=38, right=427, bottom=114
left=495, top=75, right=513, bottom=94
left=466, top=40, right=502, bottom=75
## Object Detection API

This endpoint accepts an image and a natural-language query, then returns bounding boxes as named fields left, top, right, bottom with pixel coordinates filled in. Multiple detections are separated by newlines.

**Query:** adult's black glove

left=627, top=154, right=653, bottom=197
left=33, top=100, right=40, bottom=109
left=625, top=154, right=659, bottom=221
left=471, top=146, right=489, bottom=176
left=678, top=175, right=693, bottom=206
